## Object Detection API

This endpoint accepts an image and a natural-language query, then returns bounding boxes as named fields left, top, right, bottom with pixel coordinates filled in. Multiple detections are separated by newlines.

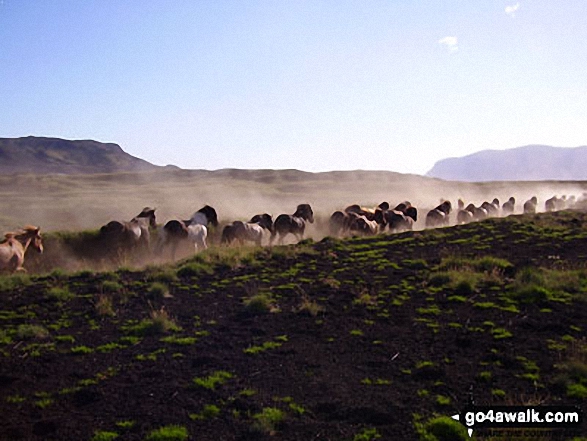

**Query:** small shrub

left=296, top=295, right=324, bottom=316
left=16, top=324, right=49, bottom=340
left=91, top=431, right=119, bottom=441
left=0, top=273, right=31, bottom=291
left=177, top=262, right=213, bottom=278
left=95, top=295, right=115, bottom=317
left=147, top=282, right=171, bottom=300
left=47, top=286, right=74, bottom=302
left=101, top=280, right=123, bottom=294
left=353, top=427, right=381, bottom=441
left=477, top=371, right=492, bottom=382
left=567, top=383, right=587, bottom=398
left=150, top=308, right=181, bottom=334
left=243, top=292, right=277, bottom=314
left=34, top=398, right=53, bottom=408
left=491, top=328, right=513, bottom=339
left=159, top=336, right=197, bottom=345
left=428, top=273, right=450, bottom=287
left=252, top=407, right=285, bottom=434
left=419, top=415, right=468, bottom=441
left=71, top=345, right=93, bottom=355
left=189, top=404, right=221, bottom=420
left=454, top=279, right=475, bottom=296
left=491, top=388, right=506, bottom=398
left=145, top=425, right=188, bottom=441
left=512, top=285, right=550, bottom=304
left=244, top=341, right=282, bottom=355
left=115, top=420, right=135, bottom=429
left=193, top=371, right=233, bottom=390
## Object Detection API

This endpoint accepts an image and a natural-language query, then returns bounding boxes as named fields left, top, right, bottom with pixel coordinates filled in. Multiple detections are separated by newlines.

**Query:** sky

left=1, top=1, right=586, bottom=175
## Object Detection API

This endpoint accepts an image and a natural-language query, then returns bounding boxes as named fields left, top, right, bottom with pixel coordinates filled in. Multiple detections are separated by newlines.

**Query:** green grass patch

left=244, top=340, right=282, bottom=354
left=145, top=425, right=188, bottom=441
left=252, top=407, right=285, bottom=434
left=91, top=431, right=119, bottom=441
left=193, top=370, right=233, bottom=390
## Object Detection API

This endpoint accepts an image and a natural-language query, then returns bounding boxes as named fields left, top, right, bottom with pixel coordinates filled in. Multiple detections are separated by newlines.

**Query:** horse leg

left=171, top=242, right=177, bottom=261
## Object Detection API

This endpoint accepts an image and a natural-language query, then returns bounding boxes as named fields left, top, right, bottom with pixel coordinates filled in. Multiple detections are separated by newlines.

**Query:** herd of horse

left=0, top=193, right=581, bottom=273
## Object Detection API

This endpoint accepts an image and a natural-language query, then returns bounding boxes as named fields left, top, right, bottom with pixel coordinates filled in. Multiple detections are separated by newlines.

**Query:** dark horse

left=99, top=207, right=157, bottom=255
left=425, top=201, right=452, bottom=228
left=270, top=204, right=314, bottom=245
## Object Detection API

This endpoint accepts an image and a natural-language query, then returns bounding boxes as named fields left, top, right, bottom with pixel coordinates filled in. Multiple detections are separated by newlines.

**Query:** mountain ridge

left=0, top=136, right=162, bottom=174
left=426, top=144, right=587, bottom=182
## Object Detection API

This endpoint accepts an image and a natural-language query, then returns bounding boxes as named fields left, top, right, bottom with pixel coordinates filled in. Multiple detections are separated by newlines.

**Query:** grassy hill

left=0, top=211, right=586, bottom=440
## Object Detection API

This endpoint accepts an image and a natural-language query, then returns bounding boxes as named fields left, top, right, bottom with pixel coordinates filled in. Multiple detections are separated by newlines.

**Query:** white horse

left=221, top=214, right=273, bottom=246
left=222, top=221, right=265, bottom=246
left=187, top=224, right=208, bottom=252
left=157, top=205, right=218, bottom=260
left=0, top=226, right=43, bottom=273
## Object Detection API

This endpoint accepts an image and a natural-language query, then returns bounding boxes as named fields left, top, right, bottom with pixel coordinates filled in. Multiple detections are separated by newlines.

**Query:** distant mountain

left=426, top=145, right=587, bottom=182
left=0, top=136, right=162, bottom=174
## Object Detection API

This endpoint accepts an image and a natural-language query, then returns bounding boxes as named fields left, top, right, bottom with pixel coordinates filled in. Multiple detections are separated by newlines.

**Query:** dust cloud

left=2, top=169, right=587, bottom=273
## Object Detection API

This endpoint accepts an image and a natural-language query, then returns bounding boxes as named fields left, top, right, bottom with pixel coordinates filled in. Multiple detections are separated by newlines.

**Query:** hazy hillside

left=0, top=136, right=161, bottom=174
left=427, top=145, right=587, bottom=182
left=1, top=166, right=586, bottom=233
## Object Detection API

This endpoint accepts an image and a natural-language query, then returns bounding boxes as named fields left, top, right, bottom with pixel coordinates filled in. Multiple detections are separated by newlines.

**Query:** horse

left=222, top=214, right=274, bottom=246
left=524, top=196, right=538, bottom=214
left=425, top=201, right=452, bottom=228
left=481, top=201, right=499, bottom=217
left=187, top=205, right=219, bottom=228
left=383, top=210, right=414, bottom=233
left=456, top=208, right=474, bottom=225
left=329, top=211, right=349, bottom=237
left=156, top=205, right=218, bottom=260
left=99, top=207, right=157, bottom=255
left=392, top=202, right=417, bottom=223
left=348, top=214, right=379, bottom=236
left=545, top=196, right=566, bottom=212
left=502, top=197, right=515, bottom=215
left=270, top=204, right=314, bottom=245
left=382, top=203, right=417, bottom=233
left=0, top=226, right=43, bottom=273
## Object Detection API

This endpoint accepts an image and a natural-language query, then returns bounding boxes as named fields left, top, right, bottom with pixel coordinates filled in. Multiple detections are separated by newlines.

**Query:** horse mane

left=1, top=232, right=16, bottom=243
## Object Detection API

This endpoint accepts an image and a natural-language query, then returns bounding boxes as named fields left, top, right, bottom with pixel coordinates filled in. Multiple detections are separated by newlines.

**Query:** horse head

left=295, top=204, right=314, bottom=223
left=405, top=206, right=418, bottom=222
left=21, top=226, right=43, bottom=254
left=136, top=207, right=157, bottom=229
left=344, top=204, right=362, bottom=214
left=198, top=205, right=219, bottom=227
left=250, top=213, right=273, bottom=232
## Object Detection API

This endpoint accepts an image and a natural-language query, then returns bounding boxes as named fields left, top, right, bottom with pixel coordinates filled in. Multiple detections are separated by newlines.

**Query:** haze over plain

left=1, top=1, right=586, bottom=175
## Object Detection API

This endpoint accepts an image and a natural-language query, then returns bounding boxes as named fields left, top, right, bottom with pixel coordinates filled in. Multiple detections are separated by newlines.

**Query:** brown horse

left=0, top=226, right=43, bottom=273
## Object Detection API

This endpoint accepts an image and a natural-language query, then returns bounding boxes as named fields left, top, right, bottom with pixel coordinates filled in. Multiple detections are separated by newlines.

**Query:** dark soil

left=1, top=211, right=586, bottom=440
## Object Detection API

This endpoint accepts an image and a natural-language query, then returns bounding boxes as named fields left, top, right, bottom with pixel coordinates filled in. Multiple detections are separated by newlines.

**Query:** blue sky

left=1, top=1, right=586, bottom=175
